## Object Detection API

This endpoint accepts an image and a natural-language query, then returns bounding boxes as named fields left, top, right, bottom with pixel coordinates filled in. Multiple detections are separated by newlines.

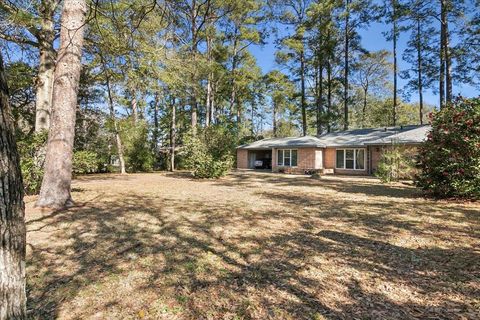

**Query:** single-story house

left=236, top=125, right=431, bottom=175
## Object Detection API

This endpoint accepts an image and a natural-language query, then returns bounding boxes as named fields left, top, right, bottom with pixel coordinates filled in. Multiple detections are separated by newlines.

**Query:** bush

left=17, top=131, right=48, bottom=195
left=416, top=97, right=480, bottom=199
left=375, top=145, right=416, bottom=183
left=73, top=150, right=99, bottom=174
left=120, top=119, right=155, bottom=172
left=183, top=128, right=234, bottom=179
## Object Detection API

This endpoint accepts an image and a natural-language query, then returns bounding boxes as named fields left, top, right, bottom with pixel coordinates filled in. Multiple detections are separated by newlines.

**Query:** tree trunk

left=272, top=101, right=277, bottom=137
left=170, top=97, right=176, bottom=172
left=0, top=51, right=27, bottom=320
left=392, top=0, right=398, bottom=126
left=362, top=86, right=368, bottom=128
left=230, top=36, right=238, bottom=119
left=131, top=91, right=138, bottom=123
left=36, top=0, right=87, bottom=209
left=205, top=33, right=212, bottom=127
left=327, top=59, right=332, bottom=133
left=444, top=2, right=453, bottom=105
left=316, top=61, right=323, bottom=136
left=439, top=0, right=446, bottom=108
left=300, top=49, right=307, bottom=136
left=34, top=0, right=58, bottom=132
left=105, top=72, right=126, bottom=175
left=416, top=18, right=424, bottom=124
left=344, top=0, right=350, bottom=130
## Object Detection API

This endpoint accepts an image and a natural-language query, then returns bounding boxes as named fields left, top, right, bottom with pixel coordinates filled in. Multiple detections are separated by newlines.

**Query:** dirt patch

left=25, top=171, right=480, bottom=319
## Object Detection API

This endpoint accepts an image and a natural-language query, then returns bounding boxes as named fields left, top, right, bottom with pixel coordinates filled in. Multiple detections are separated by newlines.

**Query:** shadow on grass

left=25, top=175, right=479, bottom=319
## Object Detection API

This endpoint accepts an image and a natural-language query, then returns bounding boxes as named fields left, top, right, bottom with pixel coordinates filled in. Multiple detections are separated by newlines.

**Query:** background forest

left=1, top=0, right=479, bottom=177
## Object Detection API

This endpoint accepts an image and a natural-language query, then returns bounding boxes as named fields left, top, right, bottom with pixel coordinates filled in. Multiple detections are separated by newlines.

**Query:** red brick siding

left=272, top=147, right=320, bottom=173
left=236, top=149, right=248, bottom=169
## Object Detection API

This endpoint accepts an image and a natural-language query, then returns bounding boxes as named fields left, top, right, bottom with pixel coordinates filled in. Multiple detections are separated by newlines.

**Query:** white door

left=315, top=150, right=323, bottom=169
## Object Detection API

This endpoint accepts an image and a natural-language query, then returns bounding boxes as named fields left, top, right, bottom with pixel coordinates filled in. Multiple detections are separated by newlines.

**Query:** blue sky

left=250, top=19, right=478, bottom=108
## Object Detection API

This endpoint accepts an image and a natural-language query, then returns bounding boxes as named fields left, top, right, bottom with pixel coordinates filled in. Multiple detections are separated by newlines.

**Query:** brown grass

left=25, top=171, right=480, bottom=319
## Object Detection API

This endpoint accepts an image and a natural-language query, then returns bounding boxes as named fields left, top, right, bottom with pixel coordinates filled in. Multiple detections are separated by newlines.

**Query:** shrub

left=73, top=150, right=99, bottom=174
left=183, top=128, right=234, bottom=179
left=120, top=119, right=155, bottom=172
left=17, top=131, right=48, bottom=195
left=375, top=145, right=416, bottom=183
left=416, top=97, right=480, bottom=199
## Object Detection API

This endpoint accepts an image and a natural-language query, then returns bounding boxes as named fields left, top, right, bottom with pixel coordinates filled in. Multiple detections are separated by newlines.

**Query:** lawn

left=25, top=171, right=479, bottom=319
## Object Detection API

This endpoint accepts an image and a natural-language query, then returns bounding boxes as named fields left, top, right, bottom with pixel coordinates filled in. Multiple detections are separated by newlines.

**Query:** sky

left=250, top=19, right=479, bottom=109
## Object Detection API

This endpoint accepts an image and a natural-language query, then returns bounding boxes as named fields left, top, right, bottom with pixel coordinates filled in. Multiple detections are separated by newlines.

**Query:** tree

left=353, top=50, right=392, bottom=127
left=0, top=0, right=60, bottom=132
left=275, top=0, right=310, bottom=136
left=264, top=70, right=295, bottom=137
left=417, top=97, right=480, bottom=199
left=36, top=0, right=87, bottom=209
left=0, top=51, right=27, bottom=320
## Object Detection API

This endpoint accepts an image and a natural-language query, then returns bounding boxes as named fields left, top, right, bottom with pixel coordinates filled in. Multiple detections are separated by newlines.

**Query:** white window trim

left=277, top=149, right=298, bottom=167
left=335, top=148, right=366, bottom=171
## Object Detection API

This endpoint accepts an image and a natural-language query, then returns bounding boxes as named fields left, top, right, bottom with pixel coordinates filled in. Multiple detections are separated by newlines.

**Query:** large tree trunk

left=344, top=0, right=350, bottom=130
left=105, top=73, right=126, bottom=175
left=229, top=36, right=238, bottom=120
left=316, top=60, right=323, bottom=136
left=0, top=51, right=26, bottom=320
left=416, top=18, right=424, bottom=124
left=36, top=0, right=87, bottom=209
left=362, top=85, right=368, bottom=128
left=300, top=49, right=307, bottom=136
left=392, top=0, right=398, bottom=126
left=205, top=33, right=212, bottom=127
left=34, top=0, right=58, bottom=132
left=170, top=97, right=176, bottom=172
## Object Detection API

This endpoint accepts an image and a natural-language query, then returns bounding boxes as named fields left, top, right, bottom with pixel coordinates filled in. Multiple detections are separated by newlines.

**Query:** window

left=277, top=149, right=298, bottom=167
left=335, top=149, right=366, bottom=170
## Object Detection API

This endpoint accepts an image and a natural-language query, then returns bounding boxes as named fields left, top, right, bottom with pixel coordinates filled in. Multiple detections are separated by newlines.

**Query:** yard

left=25, top=171, right=479, bottom=319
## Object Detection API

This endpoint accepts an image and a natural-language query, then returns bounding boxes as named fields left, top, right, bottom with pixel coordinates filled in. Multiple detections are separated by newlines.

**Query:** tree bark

left=344, top=0, right=350, bottom=130
left=36, top=0, right=87, bottom=209
left=316, top=58, right=323, bottom=136
left=300, top=49, right=307, bottom=136
left=272, top=101, right=277, bottom=137
left=205, top=32, right=212, bottom=127
left=327, top=58, right=332, bottom=133
left=416, top=18, right=424, bottom=124
left=170, top=97, right=176, bottom=172
left=362, top=85, right=368, bottom=128
left=392, top=0, right=398, bottom=126
left=0, top=51, right=27, bottom=320
left=105, top=72, right=126, bottom=175
left=444, top=1, right=453, bottom=105
left=34, top=0, right=59, bottom=132
left=439, top=0, right=446, bottom=108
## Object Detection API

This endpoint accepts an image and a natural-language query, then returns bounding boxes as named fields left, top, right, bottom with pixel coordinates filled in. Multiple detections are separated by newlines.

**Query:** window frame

left=276, top=149, right=298, bottom=167
left=335, top=148, right=366, bottom=171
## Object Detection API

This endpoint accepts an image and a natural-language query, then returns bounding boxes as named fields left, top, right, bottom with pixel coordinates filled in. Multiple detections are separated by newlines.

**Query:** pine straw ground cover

left=25, top=171, right=479, bottom=319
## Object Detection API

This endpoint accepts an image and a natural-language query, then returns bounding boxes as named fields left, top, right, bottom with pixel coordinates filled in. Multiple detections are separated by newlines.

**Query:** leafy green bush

left=119, top=119, right=154, bottom=172
left=73, top=150, right=99, bottom=174
left=416, top=97, right=480, bottom=199
left=17, top=131, right=48, bottom=195
left=183, top=128, right=234, bottom=179
left=375, top=145, right=416, bottom=183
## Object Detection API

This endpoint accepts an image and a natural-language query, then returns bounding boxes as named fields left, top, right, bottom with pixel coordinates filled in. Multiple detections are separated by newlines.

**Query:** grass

left=25, top=171, right=479, bottom=319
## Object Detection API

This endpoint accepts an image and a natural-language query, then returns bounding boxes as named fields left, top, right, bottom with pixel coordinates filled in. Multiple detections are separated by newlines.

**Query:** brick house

left=236, top=125, right=431, bottom=175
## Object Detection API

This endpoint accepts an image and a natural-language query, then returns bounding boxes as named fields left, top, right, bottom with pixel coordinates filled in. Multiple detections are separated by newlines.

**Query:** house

left=236, top=125, right=431, bottom=175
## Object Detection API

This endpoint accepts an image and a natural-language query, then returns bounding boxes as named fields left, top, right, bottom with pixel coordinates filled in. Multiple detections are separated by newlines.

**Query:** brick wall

left=272, top=147, right=320, bottom=173
left=236, top=149, right=248, bottom=169
left=324, top=147, right=368, bottom=175
left=324, top=148, right=336, bottom=169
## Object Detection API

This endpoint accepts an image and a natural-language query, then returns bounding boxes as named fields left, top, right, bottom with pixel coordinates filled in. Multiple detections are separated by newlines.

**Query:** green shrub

left=375, top=145, right=416, bottom=183
left=120, top=119, right=154, bottom=172
left=416, top=97, right=480, bottom=199
left=17, top=131, right=48, bottom=195
left=183, top=129, right=233, bottom=179
left=73, top=150, right=99, bottom=174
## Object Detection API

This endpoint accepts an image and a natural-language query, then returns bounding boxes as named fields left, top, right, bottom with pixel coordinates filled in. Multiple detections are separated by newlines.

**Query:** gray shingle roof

left=237, top=136, right=325, bottom=149
left=366, top=125, right=431, bottom=145
left=238, top=125, right=431, bottom=149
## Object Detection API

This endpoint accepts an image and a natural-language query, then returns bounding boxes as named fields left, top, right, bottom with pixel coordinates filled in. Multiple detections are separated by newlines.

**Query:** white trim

left=335, top=148, right=366, bottom=171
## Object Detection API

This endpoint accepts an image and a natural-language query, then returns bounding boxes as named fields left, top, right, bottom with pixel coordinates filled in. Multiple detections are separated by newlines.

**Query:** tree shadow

left=25, top=174, right=480, bottom=319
